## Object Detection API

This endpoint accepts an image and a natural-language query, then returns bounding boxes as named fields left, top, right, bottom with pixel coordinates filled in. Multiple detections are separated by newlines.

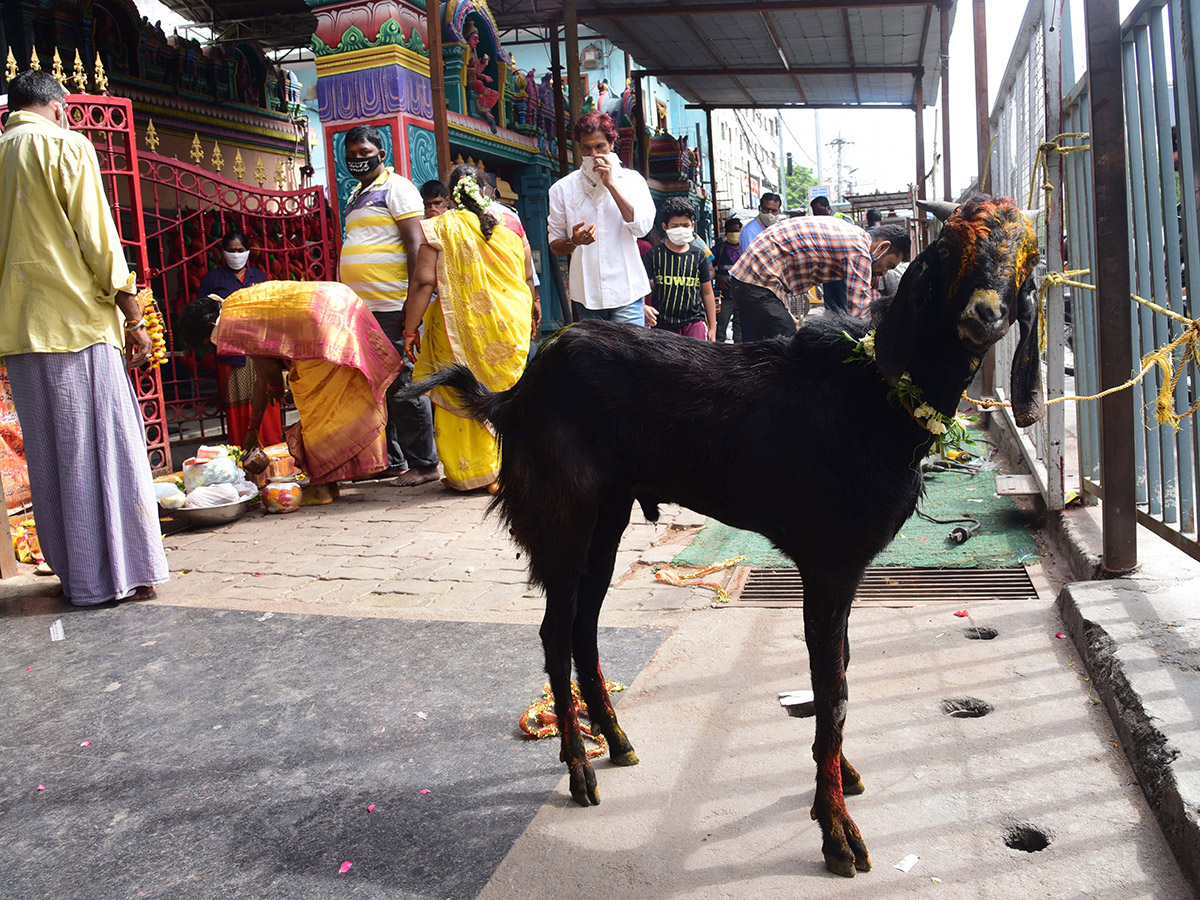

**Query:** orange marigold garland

left=138, top=288, right=168, bottom=368
left=519, top=680, right=626, bottom=758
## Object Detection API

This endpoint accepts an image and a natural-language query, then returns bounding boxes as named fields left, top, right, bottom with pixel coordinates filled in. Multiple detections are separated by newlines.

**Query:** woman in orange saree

left=181, top=281, right=402, bottom=488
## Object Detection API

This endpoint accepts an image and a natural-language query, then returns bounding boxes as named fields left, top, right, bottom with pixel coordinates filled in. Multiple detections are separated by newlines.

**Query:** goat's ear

left=875, top=243, right=939, bottom=384
left=1009, top=274, right=1044, bottom=427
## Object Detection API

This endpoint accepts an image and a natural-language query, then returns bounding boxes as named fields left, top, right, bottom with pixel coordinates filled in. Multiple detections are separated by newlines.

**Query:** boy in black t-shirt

left=643, top=197, right=716, bottom=340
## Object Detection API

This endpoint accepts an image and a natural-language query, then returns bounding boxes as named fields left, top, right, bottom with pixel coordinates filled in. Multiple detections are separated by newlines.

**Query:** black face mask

left=346, top=155, right=382, bottom=177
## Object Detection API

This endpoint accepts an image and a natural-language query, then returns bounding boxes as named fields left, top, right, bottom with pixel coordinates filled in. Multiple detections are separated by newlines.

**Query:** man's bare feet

left=395, top=464, right=440, bottom=487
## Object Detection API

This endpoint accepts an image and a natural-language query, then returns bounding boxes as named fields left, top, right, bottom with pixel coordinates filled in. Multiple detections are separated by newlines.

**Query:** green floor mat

left=671, top=470, right=1039, bottom=569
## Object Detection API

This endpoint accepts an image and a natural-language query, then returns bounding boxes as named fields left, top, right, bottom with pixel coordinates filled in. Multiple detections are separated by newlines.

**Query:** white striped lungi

left=5, top=343, right=169, bottom=605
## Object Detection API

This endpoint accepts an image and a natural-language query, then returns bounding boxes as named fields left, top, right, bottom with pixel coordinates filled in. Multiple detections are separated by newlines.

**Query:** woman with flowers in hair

left=402, top=165, right=540, bottom=492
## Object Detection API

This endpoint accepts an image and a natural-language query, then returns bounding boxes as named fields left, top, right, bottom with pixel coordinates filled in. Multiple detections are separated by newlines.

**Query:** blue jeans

left=574, top=299, right=646, bottom=326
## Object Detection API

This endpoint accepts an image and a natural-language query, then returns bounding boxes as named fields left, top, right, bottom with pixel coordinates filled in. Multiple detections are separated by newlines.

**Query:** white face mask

left=224, top=250, right=250, bottom=270
left=759, top=212, right=779, bottom=226
left=665, top=226, right=695, bottom=246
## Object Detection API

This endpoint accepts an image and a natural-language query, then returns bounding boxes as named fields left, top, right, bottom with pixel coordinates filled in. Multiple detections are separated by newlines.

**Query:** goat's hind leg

left=572, top=498, right=639, bottom=768
left=802, top=568, right=870, bottom=877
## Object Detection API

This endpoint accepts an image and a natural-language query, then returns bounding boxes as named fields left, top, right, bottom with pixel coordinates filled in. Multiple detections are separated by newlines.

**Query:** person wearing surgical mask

left=738, top=192, right=783, bottom=256
left=729, top=218, right=909, bottom=339
left=643, top=197, right=716, bottom=341
left=338, top=123, right=439, bottom=487
left=195, top=229, right=279, bottom=448
left=548, top=112, right=656, bottom=326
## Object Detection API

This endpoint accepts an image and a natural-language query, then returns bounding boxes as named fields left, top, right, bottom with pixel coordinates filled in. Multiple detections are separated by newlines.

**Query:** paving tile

left=287, top=578, right=384, bottom=604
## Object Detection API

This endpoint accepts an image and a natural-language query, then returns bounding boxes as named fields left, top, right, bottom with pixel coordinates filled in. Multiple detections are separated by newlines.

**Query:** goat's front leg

left=803, top=572, right=870, bottom=877
left=540, top=584, right=599, bottom=806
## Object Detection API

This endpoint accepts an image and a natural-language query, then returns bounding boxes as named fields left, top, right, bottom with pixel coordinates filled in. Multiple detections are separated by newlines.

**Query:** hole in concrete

left=941, top=697, right=994, bottom=718
left=1004, top=823, right=1052, bottom=852
left=964, top=626, right=999, bottom=640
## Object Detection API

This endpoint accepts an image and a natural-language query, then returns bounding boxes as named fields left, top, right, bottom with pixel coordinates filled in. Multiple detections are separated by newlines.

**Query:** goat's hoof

left=824, top=853, right=858, bottom=878
left=568, top=760, right=600, bottom=806
left=843, top=775, right=865, bottom=795
left=610, top=749, right=639, bottom=767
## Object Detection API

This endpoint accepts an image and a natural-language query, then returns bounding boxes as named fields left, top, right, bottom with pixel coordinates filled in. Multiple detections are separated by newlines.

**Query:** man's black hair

left=810, top=195, right=832, bottom=212
left=221, top=228, right=250, bottom=250
left=869, top=224, right=911, bottom=261
left=344, top=124, right=385, bottom=151
left=760, top=192, right=782, bottom=208
left=866, top=208, right=882, bottom=225
left=724, top=217, right=743, bottom=231
left=179, top=296, right=223, bottom=351
left=420, top=180, right=448, bottom=201
left=480, top=171, right=499, bottom=190
left=661, top=196, right=696, bottom=224
left=7, top=70, right=66, bottom=111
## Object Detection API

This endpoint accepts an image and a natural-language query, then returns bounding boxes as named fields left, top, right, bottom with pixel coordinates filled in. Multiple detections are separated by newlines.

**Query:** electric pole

left=827, top=134, right=853, bottom=202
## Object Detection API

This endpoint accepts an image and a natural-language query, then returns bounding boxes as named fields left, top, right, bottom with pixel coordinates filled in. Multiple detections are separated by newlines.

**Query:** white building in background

left=711, top=108, right=780, bottom=220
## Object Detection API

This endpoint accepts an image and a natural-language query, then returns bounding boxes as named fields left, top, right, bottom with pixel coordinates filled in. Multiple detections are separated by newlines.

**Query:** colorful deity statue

left=464, top=20, right=499, bottom=134
left=509, top=60, right=529, bottom=127
left=524, top=69, right=540, bottom=130
left=538, top=72, right=556, bottom=136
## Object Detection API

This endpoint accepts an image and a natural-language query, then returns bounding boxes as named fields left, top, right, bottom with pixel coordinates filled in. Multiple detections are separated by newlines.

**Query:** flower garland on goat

left=845, top=329, right=974, bottom=453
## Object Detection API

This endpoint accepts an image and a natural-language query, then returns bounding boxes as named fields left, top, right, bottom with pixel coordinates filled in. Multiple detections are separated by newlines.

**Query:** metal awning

left=156, top=0, right=316, bottom=50
left=491, top=0, right=955, bottom=111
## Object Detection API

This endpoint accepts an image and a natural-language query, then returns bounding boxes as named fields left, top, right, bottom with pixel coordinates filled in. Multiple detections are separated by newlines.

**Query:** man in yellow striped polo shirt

left=340, top=124, right=439, bottom=486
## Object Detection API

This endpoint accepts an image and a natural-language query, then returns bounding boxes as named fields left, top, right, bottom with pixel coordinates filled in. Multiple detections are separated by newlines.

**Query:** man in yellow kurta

left=0, top=70, right=168, bottom=606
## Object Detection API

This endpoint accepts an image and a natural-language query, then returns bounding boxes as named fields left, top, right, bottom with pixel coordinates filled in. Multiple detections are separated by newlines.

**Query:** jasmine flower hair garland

left=453, top=174, right=488, bottom=211
left=844, top=329, right=974, bottom=453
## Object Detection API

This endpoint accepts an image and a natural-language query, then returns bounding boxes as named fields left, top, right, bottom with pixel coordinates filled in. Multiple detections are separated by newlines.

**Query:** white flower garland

left=452, top=173, right=488, bottom=211
left=845, top=329, right=973, bottom=452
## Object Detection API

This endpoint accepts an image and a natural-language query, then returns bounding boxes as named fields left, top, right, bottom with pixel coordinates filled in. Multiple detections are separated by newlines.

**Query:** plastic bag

left=230, top=479, right=259, bottom=500
left=183, top=483, right=240, bottom=509
left=183, top=456, right=240, bottom=492
left=159, top=489, right=187, bottom=510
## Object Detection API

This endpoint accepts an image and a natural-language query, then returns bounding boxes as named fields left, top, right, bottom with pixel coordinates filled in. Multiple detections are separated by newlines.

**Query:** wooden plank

left=995, top=474, right=1042, bottom=496
left=0, top=468, right=19, bottom=579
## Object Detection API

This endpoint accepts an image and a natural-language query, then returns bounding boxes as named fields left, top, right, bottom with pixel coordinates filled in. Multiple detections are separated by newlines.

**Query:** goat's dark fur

left=406, top=195, right=1043, bottom=877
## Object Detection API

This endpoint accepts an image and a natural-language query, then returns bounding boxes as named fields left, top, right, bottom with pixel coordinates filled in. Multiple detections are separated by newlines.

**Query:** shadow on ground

left=0, top=604, right=667, bottom=899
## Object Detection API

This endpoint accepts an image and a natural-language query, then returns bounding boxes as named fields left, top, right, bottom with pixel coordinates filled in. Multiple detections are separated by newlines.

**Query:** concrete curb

left=1057, top=579, right=1200, bottom=897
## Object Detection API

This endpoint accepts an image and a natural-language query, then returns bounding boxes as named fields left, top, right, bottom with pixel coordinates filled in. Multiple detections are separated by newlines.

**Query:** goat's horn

left=1020, top=207, right=1042, bottom=222
left=916, top=199, right=959, bottom=222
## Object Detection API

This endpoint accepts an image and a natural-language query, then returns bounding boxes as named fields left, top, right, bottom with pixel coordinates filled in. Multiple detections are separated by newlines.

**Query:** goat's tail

left=399, top=365, right=509, bottom=428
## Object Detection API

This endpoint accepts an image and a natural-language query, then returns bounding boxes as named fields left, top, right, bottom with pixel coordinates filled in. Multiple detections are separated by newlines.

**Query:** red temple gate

left=137, top=149, right=336, bottom=444
left=1, top=92, right=338, bottom=470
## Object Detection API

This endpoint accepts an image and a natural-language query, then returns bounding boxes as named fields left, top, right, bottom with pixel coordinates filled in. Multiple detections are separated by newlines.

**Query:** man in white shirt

left=548, top=113, right=656, bottom=326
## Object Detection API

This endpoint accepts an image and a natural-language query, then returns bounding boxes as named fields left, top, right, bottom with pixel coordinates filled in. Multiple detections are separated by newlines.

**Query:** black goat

left=406, top=195, right=1043, bottom=877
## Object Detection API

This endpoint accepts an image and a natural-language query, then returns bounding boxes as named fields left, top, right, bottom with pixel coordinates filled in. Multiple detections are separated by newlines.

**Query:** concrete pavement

left=0, top=478, right=1192, bottom=897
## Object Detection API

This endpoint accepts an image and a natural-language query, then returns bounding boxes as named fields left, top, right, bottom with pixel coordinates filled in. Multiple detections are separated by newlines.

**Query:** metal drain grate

left=732, top=566, right=1042, bottom=607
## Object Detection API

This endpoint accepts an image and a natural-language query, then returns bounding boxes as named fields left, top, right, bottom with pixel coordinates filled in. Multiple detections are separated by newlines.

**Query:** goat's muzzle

left=958, top=289, right=1010, bottom=347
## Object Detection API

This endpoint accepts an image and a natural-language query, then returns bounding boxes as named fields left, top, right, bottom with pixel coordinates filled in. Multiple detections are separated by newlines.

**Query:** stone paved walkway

left=154, top=479, right=715, bottom=624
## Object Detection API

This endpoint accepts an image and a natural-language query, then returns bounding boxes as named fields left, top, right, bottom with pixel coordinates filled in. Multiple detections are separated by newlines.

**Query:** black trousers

left=822, top=280, right=848, bottom=313
left=730, top=277, right=796, bottom=340
left=372, top=311, right=439, bottom=470
left=715, top=285, right=741, bottom=342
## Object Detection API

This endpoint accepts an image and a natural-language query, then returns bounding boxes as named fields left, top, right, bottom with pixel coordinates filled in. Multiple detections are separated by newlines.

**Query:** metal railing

left=991, top=0, right=1200, bottom=562
left=987, top=0, right=1067, bottom=510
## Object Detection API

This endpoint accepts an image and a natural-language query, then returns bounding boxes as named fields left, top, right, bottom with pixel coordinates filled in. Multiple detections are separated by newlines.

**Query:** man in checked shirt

left=729, top=218, right=910, bottom=339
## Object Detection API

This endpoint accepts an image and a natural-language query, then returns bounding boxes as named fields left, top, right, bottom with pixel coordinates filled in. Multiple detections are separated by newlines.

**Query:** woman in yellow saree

left=403, top=165, right=540, bottom=491
left=180, top=281, right=403, bottom=490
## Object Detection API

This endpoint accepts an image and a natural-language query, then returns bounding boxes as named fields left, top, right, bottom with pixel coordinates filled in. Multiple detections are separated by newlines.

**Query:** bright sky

left=784, top=0, right=1142, bottom=200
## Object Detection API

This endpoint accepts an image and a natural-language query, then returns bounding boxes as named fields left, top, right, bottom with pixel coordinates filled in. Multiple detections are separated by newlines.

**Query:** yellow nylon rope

left=968, top=269, right=1200, bottom=430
